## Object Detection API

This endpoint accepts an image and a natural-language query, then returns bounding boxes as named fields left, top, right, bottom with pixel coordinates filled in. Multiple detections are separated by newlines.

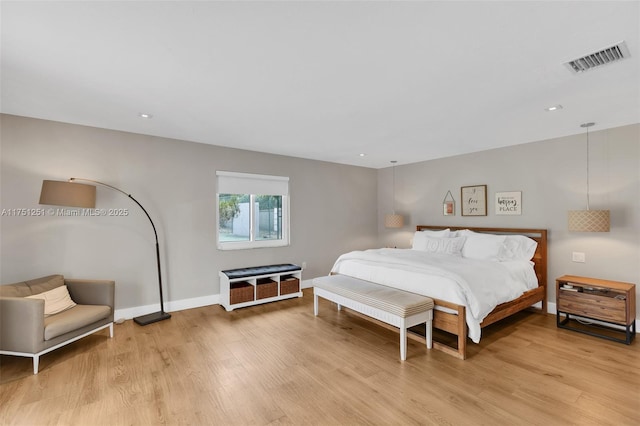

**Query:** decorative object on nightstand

left=384, top=160, right=404, bottom=228
left=556, top=275, right=635, bottom=344
left=39, top=178, right=171, bottom=325
left=567, top=122, right=610, bottom=232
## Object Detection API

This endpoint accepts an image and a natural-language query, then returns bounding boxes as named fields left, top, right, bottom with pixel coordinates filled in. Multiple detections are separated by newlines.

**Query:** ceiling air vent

left=564, top=41, right=630, bottom=73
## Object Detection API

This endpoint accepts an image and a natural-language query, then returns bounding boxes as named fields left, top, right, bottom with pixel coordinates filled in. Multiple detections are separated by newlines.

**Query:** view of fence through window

left=218, top=194, right=283, bottom=243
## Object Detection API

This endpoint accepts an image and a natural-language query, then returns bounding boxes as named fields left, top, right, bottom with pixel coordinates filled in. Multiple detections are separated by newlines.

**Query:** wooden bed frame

left=413, top=226, right=548, bottom=359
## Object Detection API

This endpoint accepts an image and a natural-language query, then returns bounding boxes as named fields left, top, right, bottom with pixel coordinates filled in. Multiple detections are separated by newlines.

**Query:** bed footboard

left=408, top=299, right=467, bottom=359
left=409, top=287, right=546, bottom=360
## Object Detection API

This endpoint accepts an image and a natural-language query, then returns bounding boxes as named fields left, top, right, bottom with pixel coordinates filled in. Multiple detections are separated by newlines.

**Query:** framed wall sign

left=443, top=201, right=455, bottom=216
left=442, top=190, right=455, bottom=216
left=461, top=185, right=487, bottom=216
left=496, top=191, right=522, bottom=215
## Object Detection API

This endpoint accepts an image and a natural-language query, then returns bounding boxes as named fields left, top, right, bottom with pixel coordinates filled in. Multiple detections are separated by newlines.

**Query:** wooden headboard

left=416, top=225, right=548, bottom=292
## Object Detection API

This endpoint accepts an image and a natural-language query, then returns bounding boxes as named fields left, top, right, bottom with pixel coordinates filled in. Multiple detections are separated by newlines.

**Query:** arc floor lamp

left=39, top=178, right=171, bottom=325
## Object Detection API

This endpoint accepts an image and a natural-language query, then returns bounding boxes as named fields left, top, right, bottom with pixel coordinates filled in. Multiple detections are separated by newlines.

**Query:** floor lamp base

left=134, top=311, right=172, bottom=326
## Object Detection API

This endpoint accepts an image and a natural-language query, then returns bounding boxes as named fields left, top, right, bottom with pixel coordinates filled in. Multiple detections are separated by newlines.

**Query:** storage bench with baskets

left=219, top=264, right=303, bottom=311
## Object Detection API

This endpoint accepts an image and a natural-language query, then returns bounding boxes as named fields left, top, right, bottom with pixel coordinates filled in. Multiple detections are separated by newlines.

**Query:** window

left=216, top=171, right=289, bottom=250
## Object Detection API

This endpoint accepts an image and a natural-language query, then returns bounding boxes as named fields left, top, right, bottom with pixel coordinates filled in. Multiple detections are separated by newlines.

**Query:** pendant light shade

left=385, top=161, right=404, bottom=228
left=568, top=209, right=610, bottom=232
left=384, top=213, right=404, bottom=228
left=568, top=122, right=610, bottom=232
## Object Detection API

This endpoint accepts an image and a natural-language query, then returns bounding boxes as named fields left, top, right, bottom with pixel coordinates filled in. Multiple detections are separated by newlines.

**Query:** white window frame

left=216, top=171, right=290, bottom=250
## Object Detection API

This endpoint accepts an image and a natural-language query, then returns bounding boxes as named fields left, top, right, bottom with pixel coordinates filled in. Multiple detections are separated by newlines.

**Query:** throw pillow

left=26, top=285, right=77, bottom=316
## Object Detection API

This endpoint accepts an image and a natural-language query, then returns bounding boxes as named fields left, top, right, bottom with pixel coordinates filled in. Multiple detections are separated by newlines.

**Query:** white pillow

left=423, top=228, right=451, bottom=237
left=461, top=234, right=506, bottom=261
left=412, top=229, right=451, bottom=250
left=499, top=235, right=538, bottom=261
left=26, top=285, right=77, bottom=316
left=414, top=236, right=466, bottom=256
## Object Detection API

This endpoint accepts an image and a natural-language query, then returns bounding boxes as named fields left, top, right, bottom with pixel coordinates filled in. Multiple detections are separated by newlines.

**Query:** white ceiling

left=2, top=1, right=639, bottom=169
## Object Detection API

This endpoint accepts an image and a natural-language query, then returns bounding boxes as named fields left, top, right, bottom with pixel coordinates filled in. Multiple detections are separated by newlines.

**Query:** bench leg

left=426, top=311, right=433, bottom=349
left=314, top=293, right=319, bottom=316
left=400, top=318, right=407, bottom=361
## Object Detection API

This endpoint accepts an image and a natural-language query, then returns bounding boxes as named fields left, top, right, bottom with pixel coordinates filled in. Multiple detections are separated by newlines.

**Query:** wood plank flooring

left=1, top=288, right=638, bottom=425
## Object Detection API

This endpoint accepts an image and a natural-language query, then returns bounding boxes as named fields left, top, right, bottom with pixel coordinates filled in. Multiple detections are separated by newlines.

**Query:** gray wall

left=0, top=114, right=378, bottom=310
left=2, top=114, right=638, bottom=320
left=378, top=124, right=640, bottom=316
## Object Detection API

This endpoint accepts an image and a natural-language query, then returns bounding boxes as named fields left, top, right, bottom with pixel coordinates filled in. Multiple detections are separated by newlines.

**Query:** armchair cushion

left=0, top=274, right=65, bottom=297
left=44, top=304, right=111, bottom=340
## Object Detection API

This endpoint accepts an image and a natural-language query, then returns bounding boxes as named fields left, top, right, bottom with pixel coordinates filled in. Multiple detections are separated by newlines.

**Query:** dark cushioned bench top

left=221, top=264, right=301, bottom=279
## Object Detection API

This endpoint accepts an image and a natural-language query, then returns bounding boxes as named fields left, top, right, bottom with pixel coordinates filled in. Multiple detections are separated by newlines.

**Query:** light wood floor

left=1, top=288, right=638, bottom=425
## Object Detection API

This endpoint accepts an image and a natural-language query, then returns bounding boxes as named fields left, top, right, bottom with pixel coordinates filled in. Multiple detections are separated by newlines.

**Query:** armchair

left=0, top=275, right=114, bottom=374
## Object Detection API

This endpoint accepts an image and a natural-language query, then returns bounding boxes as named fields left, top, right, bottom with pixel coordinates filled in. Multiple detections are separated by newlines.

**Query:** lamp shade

left=568, top=210, right=610, bottom=232
left=39, top=180, right=96, bottom=208
left=384, top=213, right=404, bottom=228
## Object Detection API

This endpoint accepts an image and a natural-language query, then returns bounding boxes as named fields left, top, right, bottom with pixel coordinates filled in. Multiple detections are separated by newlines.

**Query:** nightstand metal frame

left=557, top=312, right=636, bottom=345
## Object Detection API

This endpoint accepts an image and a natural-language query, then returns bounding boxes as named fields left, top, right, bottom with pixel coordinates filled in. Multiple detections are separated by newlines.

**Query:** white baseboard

left=114, top=294, right=220, bottom=322
left=117, top=285, right=637, bottom=336
left=113, top=281, right=315, bottom=322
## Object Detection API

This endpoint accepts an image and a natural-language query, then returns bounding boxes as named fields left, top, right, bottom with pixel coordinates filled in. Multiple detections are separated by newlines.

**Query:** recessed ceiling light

left=138, top=112, right=153, bottom=119
left=545, top=105, right=563, bottom=112
left=359, top=153, right=366, bottom=157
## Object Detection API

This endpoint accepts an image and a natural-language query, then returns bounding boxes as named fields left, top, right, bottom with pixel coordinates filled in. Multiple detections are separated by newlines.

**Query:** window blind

left=216, top=171, right=289, bottom=196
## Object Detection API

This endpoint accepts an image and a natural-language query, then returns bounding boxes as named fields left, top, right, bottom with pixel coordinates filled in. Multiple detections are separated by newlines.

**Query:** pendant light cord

left=586, top=126, right=591, bottom=210
left=391, top=161, right=397, bottom=214
left=581, top=123, right=595, bottom=210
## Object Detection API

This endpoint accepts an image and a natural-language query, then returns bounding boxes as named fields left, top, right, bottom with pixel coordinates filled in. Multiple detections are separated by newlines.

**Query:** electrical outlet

left=302, top=261, right=307, bottom=269
left=572, top=252, right=586, bottom=263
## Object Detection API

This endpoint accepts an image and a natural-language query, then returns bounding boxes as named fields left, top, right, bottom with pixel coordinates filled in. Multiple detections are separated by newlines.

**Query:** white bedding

left=330, top=248, right=539, bottom=343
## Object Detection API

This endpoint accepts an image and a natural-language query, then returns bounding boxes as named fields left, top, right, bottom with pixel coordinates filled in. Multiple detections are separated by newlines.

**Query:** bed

left=330, top=226, right=548, bottom=359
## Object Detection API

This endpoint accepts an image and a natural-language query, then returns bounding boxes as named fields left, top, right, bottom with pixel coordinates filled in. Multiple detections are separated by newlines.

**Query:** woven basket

left=280, top=276, right=300, bottom=295
left=230, top=281, right=254, bottom=304
left=256, top=278, right=278, bottom=299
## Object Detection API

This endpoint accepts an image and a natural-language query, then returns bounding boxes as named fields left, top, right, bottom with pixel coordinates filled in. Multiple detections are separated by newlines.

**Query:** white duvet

left=330, top=248, right=539, bottom=343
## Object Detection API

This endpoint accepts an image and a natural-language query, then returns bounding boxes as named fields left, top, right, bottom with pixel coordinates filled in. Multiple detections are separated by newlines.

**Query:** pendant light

left=568, top=122, right=610, bottom=232
left=384, top=161, right=404, bottom=228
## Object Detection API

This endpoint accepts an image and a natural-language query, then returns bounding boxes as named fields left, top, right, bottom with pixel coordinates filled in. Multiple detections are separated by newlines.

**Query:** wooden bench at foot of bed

left=313, top=275, right=434, bottom=361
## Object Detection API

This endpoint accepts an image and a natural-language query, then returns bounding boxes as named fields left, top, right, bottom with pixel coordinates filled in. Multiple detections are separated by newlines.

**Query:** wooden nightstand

left=556, top=275, right=636, bottom=344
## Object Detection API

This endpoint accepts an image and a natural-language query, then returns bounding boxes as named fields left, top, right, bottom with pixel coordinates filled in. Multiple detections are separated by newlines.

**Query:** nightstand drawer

left=557, top=290, right=627, bottom=324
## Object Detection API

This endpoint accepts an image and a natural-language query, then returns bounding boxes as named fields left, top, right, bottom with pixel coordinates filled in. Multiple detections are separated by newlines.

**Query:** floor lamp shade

left=39, top=180, right=96, bottom=208
left=568, top=210, right=610, bottom=232
left=384, top=213, right=404, bottom=228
